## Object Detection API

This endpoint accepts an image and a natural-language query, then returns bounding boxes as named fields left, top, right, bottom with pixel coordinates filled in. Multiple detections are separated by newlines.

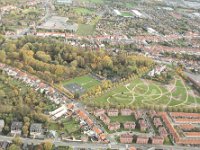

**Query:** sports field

left=94, top=76, right=200, bottom=108
left=63, top=75, right=100, bottom=91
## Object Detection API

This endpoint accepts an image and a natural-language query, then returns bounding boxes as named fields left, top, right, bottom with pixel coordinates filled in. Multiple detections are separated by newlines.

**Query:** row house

left=158, top=112, right=179, bottom=143
left=184, top=132, right=200, bottom=138
left=169, top=112, right=200, bottom=119
left=100, top=114, right=110, bottom=125
left=151, top=136, right=164, bottom=145
left=173, top=118, right=200, bottom=124
left=107, top=108, right=119, bottom=116
left=123, top=121, right=136, bottom=130
left=0, top=64, right=65, bottom=105
left=153, top=117, right=162, bottom=128
left=134, top=110, right=143, bottom=120
left=121, top=109, right=132, bottom=116
left=148, top=110, right=157, bottom=119
left=139, top=119, right=147, bottom=132
left=158, top=127, right=168, bottom=138
left=136, top=136, right=149, bottom=144
left=108, top=122, right=120, bottom=131
left=120, top=134, right=133, bottom=144
left=94, top=109, right=105, bottom=117
left=178, top=124, right=195, bottom=131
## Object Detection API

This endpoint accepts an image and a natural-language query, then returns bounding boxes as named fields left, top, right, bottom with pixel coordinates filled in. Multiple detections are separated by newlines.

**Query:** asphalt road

left=0, top=135, right=199, bottom=150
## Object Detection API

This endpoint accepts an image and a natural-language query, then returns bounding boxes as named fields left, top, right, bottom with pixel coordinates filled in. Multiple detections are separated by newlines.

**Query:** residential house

left=151, top=136, right=164, bottom=145
left=92, top=126, right=102, bottom=136
left=0, top=120, right=5, bottom=132
left=123, top=122, right=136, bottom=130
left=94, top=109, right=105, bottom=117
left=100, top=114, right=110, bottom=125
left=136, top=136, right=149, bottom=144
left=107, top=109, right=119, bottom=116
left=153, top=117, right=162, bottom=128
left=120, top=134, right=133, bottom=144
left=121, top=109, right=132, bottom=116
left=148, top=110, right=157, bottom=119
left=134, top=110, right=143, bottom=120
left=158, top=127, right=168, bottom=138
left=0, top=141, right=11, bottom=150
left=139, top=119, right=147, bottom=132
left=11, top=122, right=23, bottom=136
left=108, top=122, right=120, bottom=131
left=30, top=123, right=43, bottom=138
left=86, top=118, right=94, bottom=127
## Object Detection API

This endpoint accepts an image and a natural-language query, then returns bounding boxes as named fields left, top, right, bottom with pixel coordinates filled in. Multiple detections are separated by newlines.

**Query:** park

left=93, top=76, right=200, bottom=108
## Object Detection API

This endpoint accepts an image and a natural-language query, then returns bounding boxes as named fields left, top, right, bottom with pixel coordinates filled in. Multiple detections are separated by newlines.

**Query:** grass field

left=76, top=24, right=95, bottom=36
left=93, top=76, right=200, bottom=108
left=74, top=8, right=94, bottom=15
left=63, top=75, right=100, bottom=91
left=48, top=118, right=80, bottom=136
left=110, top=115, right=135, bottom=123
left=120, top=12, right=133, bottom=17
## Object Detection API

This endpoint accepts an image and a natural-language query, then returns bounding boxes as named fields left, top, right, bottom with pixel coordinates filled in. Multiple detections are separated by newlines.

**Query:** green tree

left=8, top=144, right=21, bottom=150
left=0, top=50, right=6, bottom=62
left=43, top=140, right=53, bottom=150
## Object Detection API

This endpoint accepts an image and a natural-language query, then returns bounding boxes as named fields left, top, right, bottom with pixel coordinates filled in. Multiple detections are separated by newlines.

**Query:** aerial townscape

left=0, top=0, right=200, bottom=150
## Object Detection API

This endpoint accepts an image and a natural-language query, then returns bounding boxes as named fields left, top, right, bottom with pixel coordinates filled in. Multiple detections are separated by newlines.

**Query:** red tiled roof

left=174, top=118, right=200, bottom=123
left=170, top=112, right=200, bottom=118
left=92, top=126, right=102, bottom=135
left=185, top=132, right=200, bottom=137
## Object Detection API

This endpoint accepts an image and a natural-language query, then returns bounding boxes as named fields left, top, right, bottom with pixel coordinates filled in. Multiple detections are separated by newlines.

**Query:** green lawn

left=48, top=118, right=80, bottom=135
left=92, top=76, right=200, bottom=108
left=76, top=24, right=95, bottom=36
left=74, top=8, right=94, bottom=15
left=110, top=115, right=135, bottom=123
left=63, top=75, right=100, bottom=90
left=120, top=12, right=133, bottom=17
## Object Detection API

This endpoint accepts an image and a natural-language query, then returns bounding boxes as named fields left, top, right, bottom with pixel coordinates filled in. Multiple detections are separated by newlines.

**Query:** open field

left=73, top=8, right=94, bottom=15
left=120, top=12, right=133, bottom=17
left=76, top=24, right=95, bottom=36
left=110, top=115, right=135, bottom=123
left=93, top=76, right=200, bottom=108
left=63, top=75, right=100, bottom=91
left=48, top=118, right=81, bottom=136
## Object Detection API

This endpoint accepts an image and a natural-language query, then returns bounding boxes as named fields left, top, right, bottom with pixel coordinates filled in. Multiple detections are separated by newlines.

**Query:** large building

left=56, top=0, right=72, bottom=4
left=120, top=134, right=133, bottom=144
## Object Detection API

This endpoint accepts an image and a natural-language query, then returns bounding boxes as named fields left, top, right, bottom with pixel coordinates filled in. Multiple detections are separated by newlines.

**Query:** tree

left=43, top=140, right=53, bottom=150
left=12, top=136, right=22, bottom=146
left=22, top=125, right=29, bottom=136
left=2, top=125, right=10, bottom=135
left=8, top=144, right=21, bottom=150
left=0, top=50, right=6, bottom=62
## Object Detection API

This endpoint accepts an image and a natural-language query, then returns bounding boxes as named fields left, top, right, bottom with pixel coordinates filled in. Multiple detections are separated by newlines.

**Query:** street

left=0, top=135, right=199, bottom=150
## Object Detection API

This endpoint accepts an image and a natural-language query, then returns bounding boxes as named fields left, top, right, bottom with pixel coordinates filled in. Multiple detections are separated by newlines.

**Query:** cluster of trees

left=0, top=36, right=154, bottom=84
left=162, top=51, right=200, bottom=61
left=145, top=70, right=174, bottom=84
left=7, top=137, right=70, bottom=150
left=82, top=66, right=150, bottom=102
left=0, top=71, right=51, bottom=135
